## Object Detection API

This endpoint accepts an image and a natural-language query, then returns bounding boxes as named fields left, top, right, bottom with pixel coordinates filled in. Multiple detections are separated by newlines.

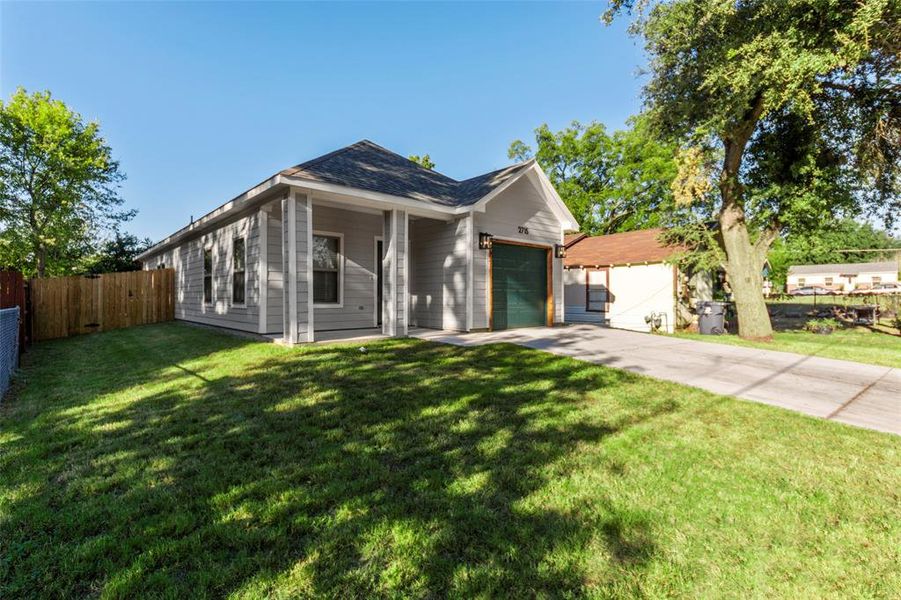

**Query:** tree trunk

left=36, top=246, right=47, bottom=278
left=716, top=95, right=773, bottom=340
left=719, top=198, right=773, bottom=340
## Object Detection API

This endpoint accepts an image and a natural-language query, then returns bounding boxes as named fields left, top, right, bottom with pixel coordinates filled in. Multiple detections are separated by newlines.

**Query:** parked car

left=789, top=286, right=837, bottom=296
left=850, top=282, right=901, bottom=295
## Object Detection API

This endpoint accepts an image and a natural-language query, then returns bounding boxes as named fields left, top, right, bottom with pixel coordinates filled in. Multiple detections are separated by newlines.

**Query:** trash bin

left=697, top=301, right=729, bottom=335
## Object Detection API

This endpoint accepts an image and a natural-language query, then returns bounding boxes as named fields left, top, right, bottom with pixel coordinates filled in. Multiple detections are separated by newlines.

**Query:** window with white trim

left=232, top=237, right=246, bottom=304
left=872, top=276, right=882, bottom=285
left=797, top=278, right=806, bottom=286
left=313, top=234, right=341, bottom=304
left=203, top=247, right=213, bottom=304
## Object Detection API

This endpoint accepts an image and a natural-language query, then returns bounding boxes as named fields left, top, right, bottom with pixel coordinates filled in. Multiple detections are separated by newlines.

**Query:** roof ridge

left=371, top=141, right=461, bottom=184
left=280, top=141, right=368, bottom=176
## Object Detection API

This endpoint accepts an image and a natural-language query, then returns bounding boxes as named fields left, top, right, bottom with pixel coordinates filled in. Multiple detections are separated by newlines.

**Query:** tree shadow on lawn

left=2, top=328, right=677, bottom=597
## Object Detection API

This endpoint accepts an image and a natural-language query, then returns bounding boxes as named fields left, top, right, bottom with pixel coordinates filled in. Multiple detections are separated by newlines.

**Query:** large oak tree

left=608, top=0, right=900, bottom=339
left=0, top=88, right=131, bottom=277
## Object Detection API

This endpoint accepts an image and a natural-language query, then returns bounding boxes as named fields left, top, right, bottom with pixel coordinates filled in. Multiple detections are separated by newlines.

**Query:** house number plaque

left=518, top=226, right=530, bottom=235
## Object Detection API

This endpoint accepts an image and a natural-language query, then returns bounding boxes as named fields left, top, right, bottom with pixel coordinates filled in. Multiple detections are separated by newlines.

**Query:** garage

left=491, top=243, right=549, bottom=329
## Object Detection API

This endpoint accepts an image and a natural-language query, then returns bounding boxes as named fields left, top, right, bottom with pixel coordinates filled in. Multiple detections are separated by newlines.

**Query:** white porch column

left=382, top=209, right=409, bottom=337
left=258, top=207, right=268, bottom=334
left=282, top=189, right=314, bottom=344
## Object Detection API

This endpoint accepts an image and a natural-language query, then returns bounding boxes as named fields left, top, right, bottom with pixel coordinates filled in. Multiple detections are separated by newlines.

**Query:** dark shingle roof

left=280, top=140, right=532, bottom=207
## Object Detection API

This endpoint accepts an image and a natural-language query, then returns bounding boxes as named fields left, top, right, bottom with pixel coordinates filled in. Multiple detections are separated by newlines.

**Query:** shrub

left=804, top=318, right=840, bottom=334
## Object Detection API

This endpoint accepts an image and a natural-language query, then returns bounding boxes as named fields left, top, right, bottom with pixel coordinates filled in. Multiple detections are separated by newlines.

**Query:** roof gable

left=280, top=139, right=532, bottom=208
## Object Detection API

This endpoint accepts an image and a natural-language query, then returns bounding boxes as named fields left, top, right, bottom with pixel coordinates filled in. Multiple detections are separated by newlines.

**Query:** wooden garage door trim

left=488, top=239, right=553, bottom=331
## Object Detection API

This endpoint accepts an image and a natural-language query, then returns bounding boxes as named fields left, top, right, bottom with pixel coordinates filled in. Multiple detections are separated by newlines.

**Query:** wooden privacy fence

left=30, top=269, right=175, bottom=341
left=0, top=271, right=27, bottom=352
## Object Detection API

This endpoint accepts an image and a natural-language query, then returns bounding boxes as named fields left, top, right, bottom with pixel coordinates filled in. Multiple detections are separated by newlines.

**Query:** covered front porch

left=258, top=184, right=472, bottom=344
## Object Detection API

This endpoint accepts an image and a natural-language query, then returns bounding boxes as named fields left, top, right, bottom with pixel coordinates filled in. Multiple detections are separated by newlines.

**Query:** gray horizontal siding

left=312, top=204, right=382, bottom=331
left=410, top=216, right=467, bottom=330
left=143, top=210, right=262, bottom=333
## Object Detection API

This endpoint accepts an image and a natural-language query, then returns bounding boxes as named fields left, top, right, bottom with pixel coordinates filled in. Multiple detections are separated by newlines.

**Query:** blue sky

left=1, top=2, right=646, bottom=242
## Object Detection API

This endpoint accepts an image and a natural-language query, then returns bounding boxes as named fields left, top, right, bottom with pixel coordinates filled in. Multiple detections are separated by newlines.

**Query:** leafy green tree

left=408, top=154, right=436, bottom=170
left=607, top=0, right=900, bottom=339
left=768, top=220, right=901, bottom=289
left=0, top=88, right=131, bottom=277
left=509, top=116, right=678, bottom=235
left=86, top=231, right=154, bottom=274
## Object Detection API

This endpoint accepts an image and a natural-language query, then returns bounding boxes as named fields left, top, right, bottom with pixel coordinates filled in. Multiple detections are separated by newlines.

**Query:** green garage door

left=492, top=243, right=547, bottom=329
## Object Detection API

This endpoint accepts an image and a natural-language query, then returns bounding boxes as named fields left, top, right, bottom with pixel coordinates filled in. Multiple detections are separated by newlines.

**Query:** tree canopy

left=768, top=219, right=901, bottom=288
left=508, top=116, right=678, bottom=235
left=86, top=231, right=154, bottom=274
left=408, top=154, right=436, bottom=170
left=0, top=88, right=131, bottom=277
left=607, top=0, right=901, bottom=339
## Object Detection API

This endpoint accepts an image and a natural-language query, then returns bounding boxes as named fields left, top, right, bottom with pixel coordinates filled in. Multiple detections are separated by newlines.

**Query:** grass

left=675, top=326, right=901, bottom=368
left=2, top=323, right=899, bottom=598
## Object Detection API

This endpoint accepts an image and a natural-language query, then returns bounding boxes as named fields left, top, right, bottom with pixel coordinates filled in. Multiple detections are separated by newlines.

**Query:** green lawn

left=675, top=327, right=901, bottom=368
left=2, top=323, right=899, bottom=598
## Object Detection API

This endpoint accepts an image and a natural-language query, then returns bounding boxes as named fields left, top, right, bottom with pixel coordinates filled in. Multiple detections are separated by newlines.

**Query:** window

left=825, top=277, right=833, bottom=286
left=232, top=237, right=246, bottom=304
left=586, top=270, right=607, bottom=312
left=797, top=278, right=806, bottom=286
left=313, top=234, right=341, bottom=304
left=872, top=276, right=882, bottom=285
left=157, top=263, right=166, bottom=270
left=203, top=247, right=213, bottom=304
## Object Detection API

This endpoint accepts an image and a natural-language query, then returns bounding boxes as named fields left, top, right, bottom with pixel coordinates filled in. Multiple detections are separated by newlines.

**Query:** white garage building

left=563, top=229, right=681, bottom=333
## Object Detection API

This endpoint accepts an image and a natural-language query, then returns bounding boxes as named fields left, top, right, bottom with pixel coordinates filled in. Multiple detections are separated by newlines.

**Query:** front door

left=491, top=243, right=548, bottom=329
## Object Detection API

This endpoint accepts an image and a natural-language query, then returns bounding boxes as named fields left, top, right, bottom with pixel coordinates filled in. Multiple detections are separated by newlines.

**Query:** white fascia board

left=137, top=174, right=283, bottom=261
left=279, top=175, right=458, bottom=220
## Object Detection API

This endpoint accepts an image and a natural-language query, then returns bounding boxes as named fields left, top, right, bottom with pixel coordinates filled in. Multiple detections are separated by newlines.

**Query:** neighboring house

left=786, top=261, right=899, bottom=293
left=562, top=229, right=692, bottom=333
left=137, top=140, right=577, bottom=344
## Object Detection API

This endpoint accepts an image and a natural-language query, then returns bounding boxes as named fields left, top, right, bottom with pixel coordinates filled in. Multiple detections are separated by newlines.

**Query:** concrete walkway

left=411, top=325, right=900, bottom=436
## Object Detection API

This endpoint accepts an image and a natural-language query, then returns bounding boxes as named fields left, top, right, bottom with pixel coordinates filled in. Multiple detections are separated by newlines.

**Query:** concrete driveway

left=411, top=324, right=900, bottom=436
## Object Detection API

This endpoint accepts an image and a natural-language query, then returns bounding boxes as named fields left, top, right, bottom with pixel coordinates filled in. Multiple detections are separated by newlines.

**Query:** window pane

left=204, top=276, right=212, bottom=303
left=233, top=238, right=245, bottom=271
left=314, top=271, right=338, bottom=303
left=204, top=249, right=212, bottom=274
left=313, top=236, right=339, bottom=271
left=233, top=277, right=245, bottom=304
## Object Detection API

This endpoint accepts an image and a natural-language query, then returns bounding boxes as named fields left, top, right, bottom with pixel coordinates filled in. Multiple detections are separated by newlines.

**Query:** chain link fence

left=0, top=307, right=20, bottom=401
